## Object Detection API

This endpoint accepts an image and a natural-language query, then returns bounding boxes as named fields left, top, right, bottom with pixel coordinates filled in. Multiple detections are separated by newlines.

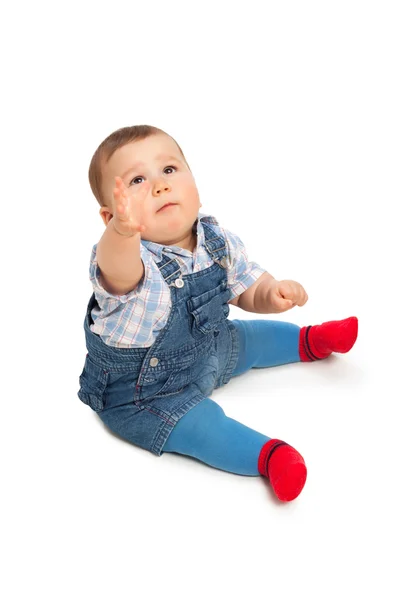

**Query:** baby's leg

left=163, top=398, right=306, bottom=502
left=231, top=319, right=301, bottom=376
left=231, top=317, right=358, bottom=377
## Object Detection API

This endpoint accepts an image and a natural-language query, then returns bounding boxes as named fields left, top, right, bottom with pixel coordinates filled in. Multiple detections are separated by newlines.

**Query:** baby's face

left=100, top=133, right=201, bottom=247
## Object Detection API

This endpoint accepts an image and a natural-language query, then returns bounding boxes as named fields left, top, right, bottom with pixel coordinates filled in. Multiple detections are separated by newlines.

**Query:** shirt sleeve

left=222, top=229, right=267, bottom=300
left=89, top=243, right=152, bottom=309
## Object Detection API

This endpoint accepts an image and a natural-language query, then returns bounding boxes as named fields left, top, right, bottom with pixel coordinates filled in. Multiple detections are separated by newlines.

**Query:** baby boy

left=78, top=124, right=358, bottom=502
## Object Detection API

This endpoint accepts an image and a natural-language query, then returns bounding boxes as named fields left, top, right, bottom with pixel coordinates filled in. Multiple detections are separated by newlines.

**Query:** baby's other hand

left=111, top=177, right=150, bottom=237
left=268, top=280, right=308, bottom=312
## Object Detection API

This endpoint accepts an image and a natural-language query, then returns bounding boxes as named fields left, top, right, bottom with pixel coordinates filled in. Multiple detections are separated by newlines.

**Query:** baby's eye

left=129, top=166, right=177, bottom=186
left=130, top=176, right=144, bottom=185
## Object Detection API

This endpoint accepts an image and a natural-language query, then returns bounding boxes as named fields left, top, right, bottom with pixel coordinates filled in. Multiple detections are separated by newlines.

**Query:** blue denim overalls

left=78, top=221, right=240, bottom=455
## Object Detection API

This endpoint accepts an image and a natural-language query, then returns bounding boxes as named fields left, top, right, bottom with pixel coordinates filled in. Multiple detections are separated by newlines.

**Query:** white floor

left=2, top=3, right=399, bottom=599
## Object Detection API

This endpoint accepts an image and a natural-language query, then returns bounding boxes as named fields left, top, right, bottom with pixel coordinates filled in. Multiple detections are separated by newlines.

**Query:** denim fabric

left=78, top=222, right=240, bottom=456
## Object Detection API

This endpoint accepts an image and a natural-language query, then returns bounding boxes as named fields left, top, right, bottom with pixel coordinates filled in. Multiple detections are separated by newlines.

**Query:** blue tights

left=163, top=319, right=301, bottom=475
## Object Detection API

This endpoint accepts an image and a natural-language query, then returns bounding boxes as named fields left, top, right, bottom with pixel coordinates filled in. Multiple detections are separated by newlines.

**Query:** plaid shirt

left=89, top=213, right=266, bottom=348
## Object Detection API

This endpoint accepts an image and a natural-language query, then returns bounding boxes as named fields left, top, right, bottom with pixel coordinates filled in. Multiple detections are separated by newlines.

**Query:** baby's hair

left=88, top=124, right=189, bottom=207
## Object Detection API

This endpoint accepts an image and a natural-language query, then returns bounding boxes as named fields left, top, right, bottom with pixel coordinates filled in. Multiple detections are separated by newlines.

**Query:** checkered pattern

left=89, top=213, right=266, bottom=348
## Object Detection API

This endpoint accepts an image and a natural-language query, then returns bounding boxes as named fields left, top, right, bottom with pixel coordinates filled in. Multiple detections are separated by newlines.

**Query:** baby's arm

left=96, top=224, right=143, bottom=296
left=230, top=272, right=275, bottom=311
left=96, top=177, right=149, bottom=296
left=224, top=228, right=307, bottom=314
left=234, top=273, right=308, bottom=314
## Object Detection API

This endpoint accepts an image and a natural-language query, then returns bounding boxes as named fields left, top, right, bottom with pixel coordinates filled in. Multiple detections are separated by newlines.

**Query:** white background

left=1, top=1, right=399, bottom=598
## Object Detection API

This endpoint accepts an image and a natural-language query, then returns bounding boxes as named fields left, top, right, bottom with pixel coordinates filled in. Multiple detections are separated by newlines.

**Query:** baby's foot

left=299, top=316, right=358, bottom=361
left=258, top=439, right=307, bottom=501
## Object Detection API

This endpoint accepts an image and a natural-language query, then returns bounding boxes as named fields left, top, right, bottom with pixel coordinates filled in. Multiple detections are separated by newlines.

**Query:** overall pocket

left=149, top=366, right=193, bottom=398
left=187, top=282, right=231, bottom=336
left=78, top=356, right=109, bottom=412
left=141, top=359, right=194, bottom=400
left=140, top=337, right=214, bottom=401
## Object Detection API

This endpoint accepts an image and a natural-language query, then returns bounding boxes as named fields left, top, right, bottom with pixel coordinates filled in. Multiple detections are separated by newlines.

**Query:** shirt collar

left=141, top=213, right=210, bottom=263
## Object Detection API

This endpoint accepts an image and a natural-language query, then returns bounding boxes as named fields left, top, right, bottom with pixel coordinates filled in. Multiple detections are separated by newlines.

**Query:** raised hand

left=111, top=176, right=150, bottom=237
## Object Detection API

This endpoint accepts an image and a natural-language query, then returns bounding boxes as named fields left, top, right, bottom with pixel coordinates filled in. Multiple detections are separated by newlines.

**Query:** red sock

left=258, top=439, right=307, bottom=502
left=299, top=316, right=358, bottom=362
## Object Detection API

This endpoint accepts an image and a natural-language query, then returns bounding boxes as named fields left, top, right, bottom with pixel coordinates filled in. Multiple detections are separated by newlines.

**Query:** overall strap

left=156, top=220, right=230, bottom=286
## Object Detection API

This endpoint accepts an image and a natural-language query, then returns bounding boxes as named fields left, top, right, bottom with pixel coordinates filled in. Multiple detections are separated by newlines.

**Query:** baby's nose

left=154, top=181, right=171, bottom=194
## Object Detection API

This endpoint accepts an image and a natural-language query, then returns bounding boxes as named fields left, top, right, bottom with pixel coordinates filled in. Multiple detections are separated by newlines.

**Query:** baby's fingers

left=113, top=178, right=128, bottom=204
left=277, top=297, right=293, bottom=310
left=297, top=290, right=308, bottom=306
left=114, top=177, right=128, bottom=197
left=113, top=179, right=150, bottom=235
left=113, top=187, right=130, bottom=219
left=270, top=290, right=293, bottom=311
left=130, top=180, right=151, bottom=199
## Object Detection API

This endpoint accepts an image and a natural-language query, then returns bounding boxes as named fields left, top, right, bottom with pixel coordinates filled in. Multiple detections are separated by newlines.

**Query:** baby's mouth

left=157, top=203, right=178, bottom=213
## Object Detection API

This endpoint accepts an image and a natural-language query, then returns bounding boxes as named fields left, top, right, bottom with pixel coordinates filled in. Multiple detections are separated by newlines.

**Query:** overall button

left=175, top=278, right=184, bottom=288
left=150, top=357, right=159, bottom=367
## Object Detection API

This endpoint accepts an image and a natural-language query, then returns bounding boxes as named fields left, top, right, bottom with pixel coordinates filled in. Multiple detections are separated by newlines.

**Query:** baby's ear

left=99, top=206, right=112, bottom=226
